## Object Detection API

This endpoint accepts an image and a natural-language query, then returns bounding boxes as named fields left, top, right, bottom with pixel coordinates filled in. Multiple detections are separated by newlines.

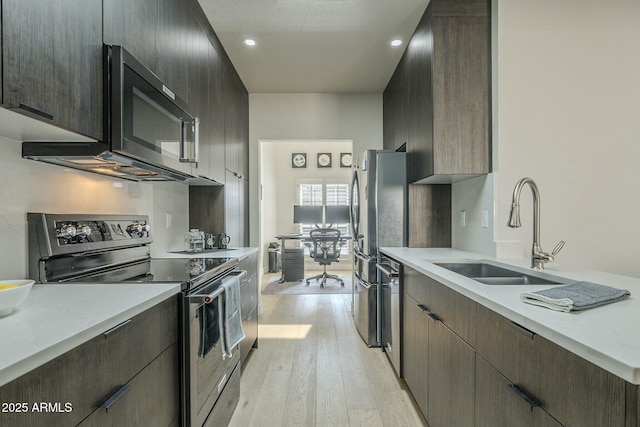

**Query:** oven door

left=183, top=270, right=245, bottom=427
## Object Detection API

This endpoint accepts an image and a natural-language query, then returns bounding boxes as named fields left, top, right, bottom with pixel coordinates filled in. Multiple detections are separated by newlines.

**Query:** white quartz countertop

left=158, top=246, right=258, bottom=260
left=380, top=247, right=640, bottom=385
left=0, top=282, right=180, bottom=387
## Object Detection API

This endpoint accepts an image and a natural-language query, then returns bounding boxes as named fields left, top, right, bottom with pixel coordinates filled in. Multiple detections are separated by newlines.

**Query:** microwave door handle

left=180, top=117, right=199, bottom=163
left=193, top=117, right=200, bottom=163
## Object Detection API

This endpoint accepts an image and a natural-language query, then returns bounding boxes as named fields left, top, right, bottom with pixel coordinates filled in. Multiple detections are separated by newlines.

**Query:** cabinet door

left=237, top=88, right=249, bottom=178
left=475, top=356, right=562, bottom=427
left=239, top=253, right=259, bottom=364
left=207, top=37, right=227, bottom=184
left=382, top=75, right=395, bottom=151
left=476, top=304, right=625, bottom=427
left=78, top=344, right=179, bottom=427
left=402, top=292, right=429, bottom=417
left=224, top=68, right=241, bottom=173
left=406, top=10, right=434, bottom=183
left=239, top=253, right=259, bottom=362
left=0, top=297, right=177, bottom=427
left=383, top=59, right=407, bottom=152
left=428, top=274, right=476, bottom=347
left=392, top=56, right=409, bottom=151
left=103, top=0, right=157, bottom=72
left=3, top=0, right=102, bottom=139
left=431, top=15, right=491, bottom=176
left=156, top=0, right=192, bottom=103
left=188, top=22, right=212, bottom=179
left=427, top=318, right=475, bottom=427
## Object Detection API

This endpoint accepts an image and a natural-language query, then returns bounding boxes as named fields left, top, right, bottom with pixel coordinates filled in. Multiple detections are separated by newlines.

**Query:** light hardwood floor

left=228, top=274, right=427, bottom=427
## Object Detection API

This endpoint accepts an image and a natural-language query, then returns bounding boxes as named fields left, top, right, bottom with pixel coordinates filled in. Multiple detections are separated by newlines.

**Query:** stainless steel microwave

left=23, top=45, right=200, bottom=182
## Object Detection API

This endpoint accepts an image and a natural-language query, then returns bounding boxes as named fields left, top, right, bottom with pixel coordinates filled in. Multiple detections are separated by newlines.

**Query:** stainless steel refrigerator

left=350, top=149, right=407, bottom=348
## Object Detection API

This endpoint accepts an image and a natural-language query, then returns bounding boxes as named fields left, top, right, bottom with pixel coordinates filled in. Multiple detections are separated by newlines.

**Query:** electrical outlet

left=482, top=210, right=489, bottom=228
left=460, top=210, right=466, bottom=227
left=166, top=213, right=172, bottom=229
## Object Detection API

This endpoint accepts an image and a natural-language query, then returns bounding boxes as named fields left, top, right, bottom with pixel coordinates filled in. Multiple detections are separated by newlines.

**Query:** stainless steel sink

left=434, top=262, right=564, bottom=285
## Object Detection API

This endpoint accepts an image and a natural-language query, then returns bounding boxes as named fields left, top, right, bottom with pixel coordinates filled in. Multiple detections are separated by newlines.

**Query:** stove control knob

left=57, top=224, right=77, bottom=239
left=126, top=223, right=143, bottom=236
left=141, top=223, right=151, bottom=234
left=76, top=225, right=92, bottom=237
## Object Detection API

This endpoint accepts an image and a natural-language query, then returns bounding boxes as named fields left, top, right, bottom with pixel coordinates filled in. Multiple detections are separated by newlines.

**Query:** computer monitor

left=293, top=205, right=323, bottom=224
left=324, top=205, right=350, bottom=225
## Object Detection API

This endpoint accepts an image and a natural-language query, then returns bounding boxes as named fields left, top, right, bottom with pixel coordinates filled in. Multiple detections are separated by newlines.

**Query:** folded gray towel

left=219, top=275, right=245, bottom=359
left=521, top=281, right=630, bottom=312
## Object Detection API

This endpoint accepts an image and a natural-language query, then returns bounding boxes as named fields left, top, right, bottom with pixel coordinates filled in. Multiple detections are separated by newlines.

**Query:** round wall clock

left=340, top=153, right=352, bottom=168
left=292, top=153, right=307, bottom=168
left=317, top=153, right=332, bottom=168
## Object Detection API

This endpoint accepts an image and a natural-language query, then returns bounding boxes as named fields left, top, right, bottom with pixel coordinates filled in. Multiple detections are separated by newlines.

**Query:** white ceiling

left=198, top=0, right=430, bottom=93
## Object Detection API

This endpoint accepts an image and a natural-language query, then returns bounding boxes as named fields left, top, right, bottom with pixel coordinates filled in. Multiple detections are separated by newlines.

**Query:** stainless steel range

left=27, top=213, right=243, bottom=427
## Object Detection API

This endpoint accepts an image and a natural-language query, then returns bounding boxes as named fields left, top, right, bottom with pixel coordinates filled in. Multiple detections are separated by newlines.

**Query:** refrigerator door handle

left=354, top=274, right=374, bottom=289
left=354, top=249, right=373, bottom=262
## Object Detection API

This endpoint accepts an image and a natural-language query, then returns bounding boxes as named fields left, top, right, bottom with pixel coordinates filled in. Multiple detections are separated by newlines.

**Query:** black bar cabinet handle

left=426, top=312, right=440, bottom=322
left=103, top=319, right=132, bottom=339
left=101, top=384, right=131, bottom=412
left=508, top=384, right=540, bottom=410
left=417, top=304, right=429, bottom=312
left=19, top=103, right=54, bottom=120
left=507, top=320, right=536, bottom=340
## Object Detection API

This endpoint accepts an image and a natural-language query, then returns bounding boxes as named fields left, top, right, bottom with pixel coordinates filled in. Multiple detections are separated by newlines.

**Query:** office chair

left=305, top=228, right=344, bottom=288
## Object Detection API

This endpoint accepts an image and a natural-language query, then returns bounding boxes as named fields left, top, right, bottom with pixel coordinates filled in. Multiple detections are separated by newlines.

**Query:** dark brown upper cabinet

left=103, top=0, right=157, bottom=73
left=385, top=0, right=492, bottom=184
left=383, top=54, right=409, bottom=151
left=2, top=0, right=103, bottom=140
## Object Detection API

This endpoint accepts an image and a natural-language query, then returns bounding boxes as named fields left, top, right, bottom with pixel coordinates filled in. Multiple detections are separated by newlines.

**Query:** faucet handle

left=552, top=240, right=565, bottom=256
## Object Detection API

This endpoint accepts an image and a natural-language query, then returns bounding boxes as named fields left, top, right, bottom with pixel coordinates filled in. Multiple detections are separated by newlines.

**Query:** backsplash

left=0, top=138, right=189, bottom=278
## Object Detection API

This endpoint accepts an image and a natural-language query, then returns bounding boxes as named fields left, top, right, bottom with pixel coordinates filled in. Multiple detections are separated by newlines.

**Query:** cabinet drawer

left=402, top=291, right=429, bottom=417
left=427, top=275, right=476, bottom=346
left=475, top=355, right=561, bottom=427
left=78, top=343, right=179, bottom=427
left=476, top=304, right=625, bottom=427
left=0, top=296, right=178, bottom=427
left=404, top=265, right=430, bottom=305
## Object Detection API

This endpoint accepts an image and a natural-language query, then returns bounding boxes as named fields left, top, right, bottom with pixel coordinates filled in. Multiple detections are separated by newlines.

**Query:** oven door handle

left=376, top=263, right=399, bottom=278
left=187, top=270, right=247, bottom=305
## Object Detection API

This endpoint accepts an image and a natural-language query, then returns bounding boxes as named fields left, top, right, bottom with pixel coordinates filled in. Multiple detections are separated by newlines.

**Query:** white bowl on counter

left=0, top=280, right=35, bottom=317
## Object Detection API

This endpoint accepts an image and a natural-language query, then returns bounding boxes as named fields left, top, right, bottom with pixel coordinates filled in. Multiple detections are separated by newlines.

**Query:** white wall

left=260, top=140, right=352, bottom=271
left=0, top=138, right=189, bottom=278
left=453, top=0, right=640, bottom=278
left=249, top=93, right=383, bottom=269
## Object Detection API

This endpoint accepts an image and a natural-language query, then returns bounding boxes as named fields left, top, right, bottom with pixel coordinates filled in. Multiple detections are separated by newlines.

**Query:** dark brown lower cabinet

left=402, top=291, right=429, bottom=417
left=0, top=297, right=178, bottom=427
left=400, top=264, right=634, bottom=427
left=427, top=318, right=475, bottom=427
left=78, top=344, right=179, bottom=427
left=239, top=251, right=259, bottom=364
left=475, top=356, right=561, bottom=427
left=476, top=304, right=625, bottom=427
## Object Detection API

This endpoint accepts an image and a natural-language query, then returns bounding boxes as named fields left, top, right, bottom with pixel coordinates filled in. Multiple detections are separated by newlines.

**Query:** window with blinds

left=297, top=181, right=350, bottom=255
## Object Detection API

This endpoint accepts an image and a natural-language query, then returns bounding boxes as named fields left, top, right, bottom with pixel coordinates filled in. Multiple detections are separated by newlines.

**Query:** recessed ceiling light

left=391, top=39, right=402, bottom=47
left=244, top=39, right=256, bottom=46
